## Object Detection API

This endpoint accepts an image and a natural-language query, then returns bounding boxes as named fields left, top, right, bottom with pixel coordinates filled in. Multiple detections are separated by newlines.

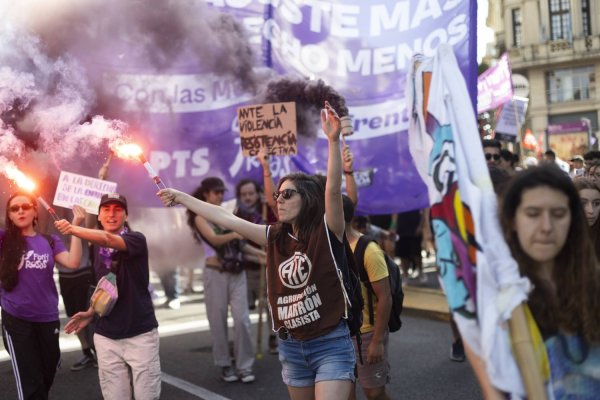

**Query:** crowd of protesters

left=1, top=117, right=600, bottom=399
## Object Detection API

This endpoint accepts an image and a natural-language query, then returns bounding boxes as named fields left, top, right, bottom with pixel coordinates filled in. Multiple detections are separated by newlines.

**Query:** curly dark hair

left=0, top=192, right=38, bottom=292
left=272, top=173, right=324, bottom=255
left=501, top=165, right=600, bottom=344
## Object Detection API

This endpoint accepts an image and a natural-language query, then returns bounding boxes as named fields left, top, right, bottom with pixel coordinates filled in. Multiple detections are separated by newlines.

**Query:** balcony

left=508, top=35, right=600, bottom=69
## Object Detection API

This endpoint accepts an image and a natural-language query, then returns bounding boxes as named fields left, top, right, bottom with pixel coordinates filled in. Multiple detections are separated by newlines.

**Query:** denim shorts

left=278, top=321, right=356, bottom=387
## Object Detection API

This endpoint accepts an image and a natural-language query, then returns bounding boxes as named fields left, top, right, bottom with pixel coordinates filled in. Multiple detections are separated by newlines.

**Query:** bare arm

left=322, top=101, right=344, bottom=240
left=242, top=244, right=266, bottom=264
left=258, top=152, right=277, bottom=214
left=366, top=277, right=392, bottom=364
left=194, top=214, right=242, bottom=247
left=53, top=205, right=86, bottom=269
left=463, top=341, right=505, bottom=399
left=55, top=222, right=128, bottom=251
left=342, top=144, right=358, bottom=205
left=157, top=189, right=267, bottom=246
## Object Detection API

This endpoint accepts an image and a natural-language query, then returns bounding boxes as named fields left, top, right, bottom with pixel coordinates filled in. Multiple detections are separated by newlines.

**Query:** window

left=547, top=66, right=595, bottom=103
left=512, top=9, right=522, bottom=47
left=582, top=0, right=591, bottom=36
left=549, top=0, right=572, bottom=41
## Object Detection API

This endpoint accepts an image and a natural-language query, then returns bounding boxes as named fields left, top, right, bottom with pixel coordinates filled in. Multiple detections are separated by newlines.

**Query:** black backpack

left=354, top=235, right=404, bottom=332
left=339, top=236, right=364, bottom=337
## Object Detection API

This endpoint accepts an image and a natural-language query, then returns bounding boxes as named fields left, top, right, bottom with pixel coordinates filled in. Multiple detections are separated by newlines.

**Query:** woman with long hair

left=573, top=177, right=600, bottom=259
left=185, top=176, right=259, bottom=383
left=159, top=101, right=356, bottom=400
left=500, top=165, right=600, bottom=397
left=1, top=192, right=84, bottom=399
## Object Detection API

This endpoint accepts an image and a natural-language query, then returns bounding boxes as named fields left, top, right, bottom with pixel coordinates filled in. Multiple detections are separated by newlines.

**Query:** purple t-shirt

left=0, top=230, right=67, bottom=322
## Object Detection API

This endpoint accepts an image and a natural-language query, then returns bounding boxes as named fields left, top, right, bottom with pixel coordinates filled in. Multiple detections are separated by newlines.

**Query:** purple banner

left=83, top=0, right=478, bottom=215
left=547, top=121, right=590, bottom=134
left=477, top=53, right=513, bottom=114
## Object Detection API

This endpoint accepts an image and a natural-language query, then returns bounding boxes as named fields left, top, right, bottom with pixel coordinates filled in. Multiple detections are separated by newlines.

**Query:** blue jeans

left=278, top=320, right=356, bottom=387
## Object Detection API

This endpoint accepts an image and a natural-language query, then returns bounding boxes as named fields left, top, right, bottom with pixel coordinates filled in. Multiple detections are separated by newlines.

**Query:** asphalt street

left=0, top=283, right=481, bottom=400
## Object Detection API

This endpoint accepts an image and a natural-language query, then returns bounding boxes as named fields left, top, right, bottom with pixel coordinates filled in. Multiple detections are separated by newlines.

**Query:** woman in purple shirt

left=0, top=192, right=84, bottom=400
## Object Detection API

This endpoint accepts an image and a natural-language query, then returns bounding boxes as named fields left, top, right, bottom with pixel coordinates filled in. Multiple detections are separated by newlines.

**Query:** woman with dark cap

left=187, top=177, right=260, bottom=383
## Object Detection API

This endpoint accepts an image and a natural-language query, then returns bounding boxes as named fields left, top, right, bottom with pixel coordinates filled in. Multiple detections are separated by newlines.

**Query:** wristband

left=343, top=170, right=354, bottom=175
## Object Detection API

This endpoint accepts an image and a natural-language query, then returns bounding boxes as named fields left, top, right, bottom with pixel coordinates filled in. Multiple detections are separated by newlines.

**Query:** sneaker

left=450, top=339, right=466, bottom=362
left=167, top=298, right=180, bottom=310
left=70, top=354, right=95, bottom=371
left=268, top=335, right=279, bottom=355
left=221, top=366, right=239, bottom=382
left=239, top=370, right=255, bottom=383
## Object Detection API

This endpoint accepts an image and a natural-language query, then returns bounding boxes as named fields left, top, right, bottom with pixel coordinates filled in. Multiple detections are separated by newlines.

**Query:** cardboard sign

left=237, top=102, right=297, bottom=156
left=53, top=171, right=118, bottom=215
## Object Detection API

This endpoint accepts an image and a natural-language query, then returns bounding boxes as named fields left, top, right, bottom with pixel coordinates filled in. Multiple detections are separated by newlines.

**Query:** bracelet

left=343, top=170, right=354, bottom=175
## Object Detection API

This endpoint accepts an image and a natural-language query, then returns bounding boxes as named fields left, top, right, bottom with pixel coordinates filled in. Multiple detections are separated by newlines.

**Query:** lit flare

left=2, top=165, right=59, bottom=221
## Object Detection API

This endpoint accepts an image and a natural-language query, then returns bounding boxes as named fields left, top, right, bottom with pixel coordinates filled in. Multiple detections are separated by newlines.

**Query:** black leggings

left=1, top=309, right=61, bottom=400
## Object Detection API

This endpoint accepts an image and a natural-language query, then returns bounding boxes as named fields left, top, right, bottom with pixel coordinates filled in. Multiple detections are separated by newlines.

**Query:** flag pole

left=508, top=303, right=547, bottom=399
left=255, top=201, right=268, bottom=359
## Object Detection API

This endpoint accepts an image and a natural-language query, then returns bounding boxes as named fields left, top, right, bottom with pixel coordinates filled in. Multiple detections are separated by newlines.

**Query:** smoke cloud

left=0, top=0, right=260, bottom=176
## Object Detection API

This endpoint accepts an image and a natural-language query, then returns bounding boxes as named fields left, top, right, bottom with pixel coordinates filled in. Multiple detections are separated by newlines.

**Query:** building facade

left=487, top=0, right=600, bottom=152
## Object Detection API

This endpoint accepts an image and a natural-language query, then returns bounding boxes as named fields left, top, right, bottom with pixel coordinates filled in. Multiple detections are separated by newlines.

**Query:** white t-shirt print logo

left=279, top=252, right=312, bottom=289
left=21, top=250, right=50, bottom=270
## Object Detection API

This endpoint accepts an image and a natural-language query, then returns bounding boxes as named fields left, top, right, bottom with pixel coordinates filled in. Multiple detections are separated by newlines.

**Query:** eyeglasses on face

left=273, top=189, right=300, bottom=201
left=9, top=203, right=35, bottom=213
left=485, top=153, right=501, bottom=161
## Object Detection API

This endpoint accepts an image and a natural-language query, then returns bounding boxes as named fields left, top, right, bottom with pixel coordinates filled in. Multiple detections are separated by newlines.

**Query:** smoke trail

left=1, top=0, right=261, bottom=170
left=0, top=25, right=127, bottom=162
left=257, top=77, right=349, bottom=138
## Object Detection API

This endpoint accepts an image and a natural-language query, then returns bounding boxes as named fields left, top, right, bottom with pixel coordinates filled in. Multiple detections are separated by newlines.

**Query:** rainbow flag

left=406, top=44, right=532, bottom=396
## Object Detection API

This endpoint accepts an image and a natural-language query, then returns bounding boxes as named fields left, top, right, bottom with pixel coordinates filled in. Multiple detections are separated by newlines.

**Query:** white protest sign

left=237, top=102, right=297, bottom=157
left=53, top=171, right=118, bottom=215
left=495, top=97, right=529, bottom=142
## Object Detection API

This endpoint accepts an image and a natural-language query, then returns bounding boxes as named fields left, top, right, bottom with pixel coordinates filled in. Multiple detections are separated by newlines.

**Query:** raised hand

left=320, top=100, right=341, bottom=141
left=71, top=205, right=87, bottom=226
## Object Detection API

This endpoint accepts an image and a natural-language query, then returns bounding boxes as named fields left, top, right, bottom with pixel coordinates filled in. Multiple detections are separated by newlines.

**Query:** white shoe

left=240, top=370, right=255, bottom=383
left=167, top=299, right=180, bottom=310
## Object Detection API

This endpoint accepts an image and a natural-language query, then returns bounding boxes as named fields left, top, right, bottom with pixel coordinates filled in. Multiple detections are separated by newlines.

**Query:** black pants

left=1, top=309, right=61, bottom=400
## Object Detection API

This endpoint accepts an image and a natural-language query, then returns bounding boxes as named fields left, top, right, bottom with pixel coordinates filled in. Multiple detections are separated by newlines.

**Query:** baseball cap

left=99, top=193, right=128, bottom=213
left=570, top=155, right=584, bottom=162
left=200, top=177, right=227, bottom=192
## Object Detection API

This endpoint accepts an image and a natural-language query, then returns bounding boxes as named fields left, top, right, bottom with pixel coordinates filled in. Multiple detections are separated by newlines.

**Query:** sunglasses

left=485, top=153, right=501, bottom=161
left=9, top=203, right=34, bottom=213
left=273, top=189, right=300, bottom=201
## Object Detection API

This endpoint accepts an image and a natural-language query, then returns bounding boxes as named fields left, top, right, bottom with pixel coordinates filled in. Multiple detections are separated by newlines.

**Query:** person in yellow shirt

left=343, top=195, right=392, bottom=400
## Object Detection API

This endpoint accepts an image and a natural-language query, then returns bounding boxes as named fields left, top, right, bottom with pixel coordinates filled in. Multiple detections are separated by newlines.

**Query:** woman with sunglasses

left=159, top=101, right=355, bottom=399
left=1, top=192, right=85, bottom=399
left=186, top=177, right=261, bottom=383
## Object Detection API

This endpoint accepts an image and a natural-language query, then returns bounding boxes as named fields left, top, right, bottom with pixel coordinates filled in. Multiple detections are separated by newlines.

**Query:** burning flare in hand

left=110, top=141, right=166, bottom=190
left=1, top=162, right=59, bottom=221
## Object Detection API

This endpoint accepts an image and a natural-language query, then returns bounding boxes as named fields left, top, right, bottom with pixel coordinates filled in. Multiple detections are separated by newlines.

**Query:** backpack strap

left=354, top=235, right=376, bottom=326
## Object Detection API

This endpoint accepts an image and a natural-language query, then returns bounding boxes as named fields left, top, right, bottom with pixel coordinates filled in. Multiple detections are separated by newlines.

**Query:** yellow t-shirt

left=350, top=239, right=389, bottom=334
